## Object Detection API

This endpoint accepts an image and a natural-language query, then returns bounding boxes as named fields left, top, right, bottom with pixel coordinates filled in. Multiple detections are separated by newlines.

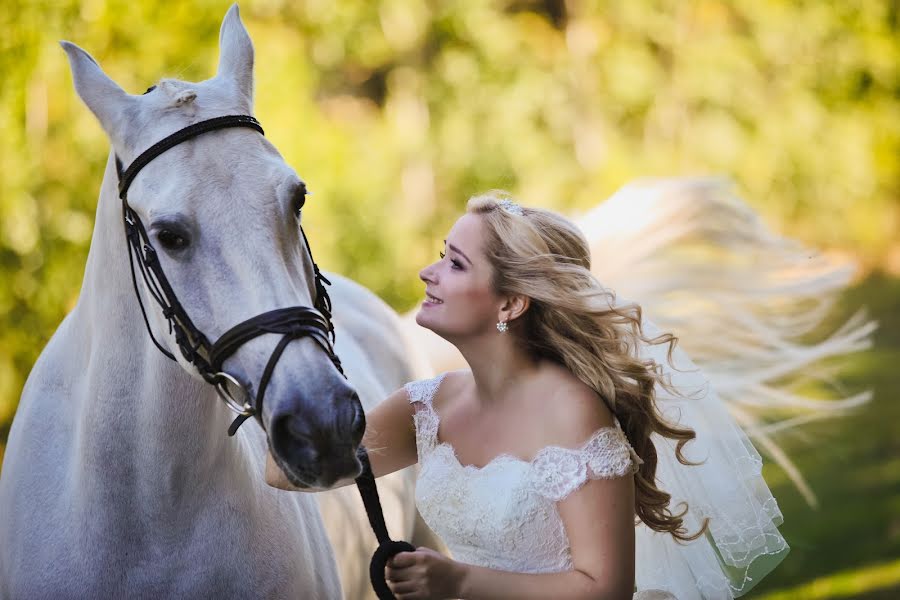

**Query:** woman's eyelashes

left=439, top=251, right=464, bottom=270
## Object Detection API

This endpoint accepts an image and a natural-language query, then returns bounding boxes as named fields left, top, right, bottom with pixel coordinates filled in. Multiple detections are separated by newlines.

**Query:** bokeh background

left=1, top=1, right=898, bottom=597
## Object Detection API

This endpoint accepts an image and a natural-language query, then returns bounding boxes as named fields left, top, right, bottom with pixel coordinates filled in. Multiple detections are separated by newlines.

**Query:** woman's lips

left=423, top=293, right=443, bottom=307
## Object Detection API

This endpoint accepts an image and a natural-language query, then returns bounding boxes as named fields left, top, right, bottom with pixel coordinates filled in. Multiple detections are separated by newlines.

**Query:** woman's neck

left=453, top=331, right=541, bottom=405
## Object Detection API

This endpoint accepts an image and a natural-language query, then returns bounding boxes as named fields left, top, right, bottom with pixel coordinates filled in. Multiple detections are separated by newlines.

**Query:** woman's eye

left=157, top=229, right=189, bottom=250
left=440, top=251, right=462, bottom=270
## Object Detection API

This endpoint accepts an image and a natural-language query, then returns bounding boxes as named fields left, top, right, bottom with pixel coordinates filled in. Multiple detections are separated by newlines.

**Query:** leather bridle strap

left=123, top=207, right=214, bottom=369
left=115, top=115, right=266, bottom=380
left=115, top=115, right=338, bottom=433
left=208, top=306, right=343, bottom=436
left=117, top=115, right=263, bottom=197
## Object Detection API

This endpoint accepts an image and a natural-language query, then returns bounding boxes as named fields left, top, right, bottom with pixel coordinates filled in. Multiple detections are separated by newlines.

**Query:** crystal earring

left=496, top=320, right=508, bottom=333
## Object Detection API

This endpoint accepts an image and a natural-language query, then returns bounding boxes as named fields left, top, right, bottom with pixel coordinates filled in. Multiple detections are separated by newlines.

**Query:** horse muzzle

left=268, top=389, right=365, bottom=488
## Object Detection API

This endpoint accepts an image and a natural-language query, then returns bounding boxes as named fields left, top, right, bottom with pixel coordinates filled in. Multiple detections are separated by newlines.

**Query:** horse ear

left=60, top=41, right=133, bottom=142
left=216, top=4, right=254, bottom=109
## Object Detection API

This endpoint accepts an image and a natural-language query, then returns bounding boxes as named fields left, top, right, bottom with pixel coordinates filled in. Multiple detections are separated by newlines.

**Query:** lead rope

left=355, top=449, right=417, bottom=599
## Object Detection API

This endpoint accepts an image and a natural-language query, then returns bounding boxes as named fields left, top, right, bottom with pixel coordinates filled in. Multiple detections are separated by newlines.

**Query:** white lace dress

left=405, top=373, right=664, bottom=596
left=405, top=370, right=789, bottom=599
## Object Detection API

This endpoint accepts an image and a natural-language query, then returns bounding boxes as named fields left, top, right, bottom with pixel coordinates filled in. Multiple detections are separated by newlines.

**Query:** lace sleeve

left=404, top=373, right=445, bottom=406
left=403, top=373, right=446, bottom=457
left=530, top=427, right=641, bottom=502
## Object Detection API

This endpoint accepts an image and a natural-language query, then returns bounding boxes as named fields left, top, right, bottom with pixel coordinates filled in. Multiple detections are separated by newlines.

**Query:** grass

left=758, top=558, right=900, bottom=600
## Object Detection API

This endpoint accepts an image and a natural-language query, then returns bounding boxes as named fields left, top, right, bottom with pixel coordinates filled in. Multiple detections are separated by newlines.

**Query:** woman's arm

left=265, top=386, right=419, bottom=491
left=361, top=385, right=419, bottom=477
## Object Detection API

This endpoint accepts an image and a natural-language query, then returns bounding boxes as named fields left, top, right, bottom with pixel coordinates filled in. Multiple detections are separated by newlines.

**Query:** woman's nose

left=419, top=262, right=437, bottom=283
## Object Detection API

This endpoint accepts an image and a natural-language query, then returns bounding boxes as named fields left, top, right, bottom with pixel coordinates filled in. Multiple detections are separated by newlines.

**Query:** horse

left=0, top=6, right=421, bottom=598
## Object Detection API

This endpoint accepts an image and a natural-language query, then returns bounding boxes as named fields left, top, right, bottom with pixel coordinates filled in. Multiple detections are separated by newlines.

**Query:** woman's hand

left=385, top=547, right=467, bottom=599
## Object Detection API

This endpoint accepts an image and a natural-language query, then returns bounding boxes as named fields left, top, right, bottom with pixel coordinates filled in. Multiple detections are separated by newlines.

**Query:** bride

left=268, top=191, right=789, bottom=599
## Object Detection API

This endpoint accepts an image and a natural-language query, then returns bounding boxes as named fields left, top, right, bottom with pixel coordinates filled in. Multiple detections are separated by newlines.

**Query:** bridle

left=116, top=114, right=340, bottom=436
left=116, top=112, right=412, bottom=599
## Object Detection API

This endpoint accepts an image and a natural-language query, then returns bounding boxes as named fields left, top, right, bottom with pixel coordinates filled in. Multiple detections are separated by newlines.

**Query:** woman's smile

left=423, top=291, right=444, bottom=306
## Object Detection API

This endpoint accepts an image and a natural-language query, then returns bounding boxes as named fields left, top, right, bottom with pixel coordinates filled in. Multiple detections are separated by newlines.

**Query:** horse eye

left=292, top=184, right=307, bottom=216
left=157, top=229, right=189, bottom=250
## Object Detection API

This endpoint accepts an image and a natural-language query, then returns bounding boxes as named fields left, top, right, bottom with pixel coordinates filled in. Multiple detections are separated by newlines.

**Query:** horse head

left=60, top=5, right=363, bottom=489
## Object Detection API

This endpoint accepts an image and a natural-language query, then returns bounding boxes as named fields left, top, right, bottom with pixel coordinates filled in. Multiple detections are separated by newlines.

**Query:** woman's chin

left=416, top=309, right=447, bottom=336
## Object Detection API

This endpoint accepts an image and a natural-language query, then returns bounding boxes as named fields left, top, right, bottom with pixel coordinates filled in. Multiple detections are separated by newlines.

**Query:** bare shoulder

left=536, top=365, right=616, bottom=448
left=431, top=369, right=472, bottom=412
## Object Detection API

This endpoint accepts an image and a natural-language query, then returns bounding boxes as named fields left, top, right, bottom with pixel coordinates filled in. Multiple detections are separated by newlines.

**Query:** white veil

left=632, top=317, right=789, bottom=599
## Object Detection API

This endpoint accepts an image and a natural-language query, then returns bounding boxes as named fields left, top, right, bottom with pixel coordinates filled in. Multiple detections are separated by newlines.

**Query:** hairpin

left=498, top=199, right=525, bottom=216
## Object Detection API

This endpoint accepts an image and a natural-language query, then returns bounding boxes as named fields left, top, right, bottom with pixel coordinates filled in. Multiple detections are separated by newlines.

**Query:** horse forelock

left=120, top=75, right=253, bottom=158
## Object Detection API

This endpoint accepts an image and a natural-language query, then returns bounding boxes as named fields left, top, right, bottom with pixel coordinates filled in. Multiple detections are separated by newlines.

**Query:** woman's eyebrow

left=444, top=240, right=473, bottom=266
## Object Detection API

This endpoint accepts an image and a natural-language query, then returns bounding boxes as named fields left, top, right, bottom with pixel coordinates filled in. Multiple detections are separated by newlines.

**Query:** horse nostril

left=271, top=415, right=319, bottom=472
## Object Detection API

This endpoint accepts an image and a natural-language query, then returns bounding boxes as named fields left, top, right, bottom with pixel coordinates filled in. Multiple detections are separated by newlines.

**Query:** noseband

left=116, top=114, right=412, bottom=599
left=116, top=114, right=341, bottom=436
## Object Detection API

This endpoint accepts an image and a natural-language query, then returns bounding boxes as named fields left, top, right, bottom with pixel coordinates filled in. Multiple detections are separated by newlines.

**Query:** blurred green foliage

left=1, top=1, right=899, bottom=594
left=754, top=271, right=900, bottom=598
left=1, top=0, right=898, bottom=476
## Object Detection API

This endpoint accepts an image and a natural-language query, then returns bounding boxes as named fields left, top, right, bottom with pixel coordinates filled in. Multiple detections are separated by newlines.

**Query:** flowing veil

left=632, top=317, right=789, bottom=598
left=401, top=177, right=875, bottom=597
left=581, top=178, right=875, bottom=508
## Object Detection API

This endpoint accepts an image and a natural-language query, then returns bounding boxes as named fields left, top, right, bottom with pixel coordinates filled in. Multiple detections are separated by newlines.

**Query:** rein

left=116, top=114, right=411, bottom=598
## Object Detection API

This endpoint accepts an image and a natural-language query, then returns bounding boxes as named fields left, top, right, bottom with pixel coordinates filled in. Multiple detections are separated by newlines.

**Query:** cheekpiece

left=497, top=199, right=525, bottom=217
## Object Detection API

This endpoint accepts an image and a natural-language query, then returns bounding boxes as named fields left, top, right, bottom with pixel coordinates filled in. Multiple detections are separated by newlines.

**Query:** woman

left=268, top=192, right=788, bottom=599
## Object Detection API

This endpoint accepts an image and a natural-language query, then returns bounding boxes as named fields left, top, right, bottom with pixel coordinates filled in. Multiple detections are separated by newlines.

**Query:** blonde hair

left=468, top=191, right=707, bottom=542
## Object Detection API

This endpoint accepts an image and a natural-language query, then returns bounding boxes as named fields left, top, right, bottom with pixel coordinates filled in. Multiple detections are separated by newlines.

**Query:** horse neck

left=71, top=153, right=248, bottom=509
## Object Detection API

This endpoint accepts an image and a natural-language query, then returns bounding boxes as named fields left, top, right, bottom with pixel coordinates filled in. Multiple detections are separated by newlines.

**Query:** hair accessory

left=496, top=320, right=509, bottom=333
left=497, top=199, right=525, bottom=217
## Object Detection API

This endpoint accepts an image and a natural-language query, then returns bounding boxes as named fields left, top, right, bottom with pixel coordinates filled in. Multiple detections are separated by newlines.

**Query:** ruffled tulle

left=633, top=317, right=789, bottom=598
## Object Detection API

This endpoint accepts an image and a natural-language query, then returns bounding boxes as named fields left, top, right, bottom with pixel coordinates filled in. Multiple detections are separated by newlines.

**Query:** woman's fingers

left=388, top=579, right=426, bottom=600
left=387, top=579, right=419, bottom=594
left=390, top=551, right=418, bottom=568
left=385, top=550, right=441, bottom=599
left=385, top=565, right=413, bottom=583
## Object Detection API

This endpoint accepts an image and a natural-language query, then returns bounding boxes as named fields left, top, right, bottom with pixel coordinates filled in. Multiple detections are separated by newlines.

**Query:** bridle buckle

left=212, top=371, right=253, bottom=416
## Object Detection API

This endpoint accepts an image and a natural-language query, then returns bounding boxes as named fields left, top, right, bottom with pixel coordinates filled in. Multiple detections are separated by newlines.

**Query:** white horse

left=0, top=6, right=421, bottom=599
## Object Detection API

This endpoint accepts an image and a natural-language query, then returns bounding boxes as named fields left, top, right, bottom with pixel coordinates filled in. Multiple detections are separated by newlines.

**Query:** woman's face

left=416, top=213, right=503, bottom=340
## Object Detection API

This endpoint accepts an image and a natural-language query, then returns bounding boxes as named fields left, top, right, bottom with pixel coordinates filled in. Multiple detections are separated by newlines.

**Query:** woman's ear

left=500, top=295, right=530, bottom=323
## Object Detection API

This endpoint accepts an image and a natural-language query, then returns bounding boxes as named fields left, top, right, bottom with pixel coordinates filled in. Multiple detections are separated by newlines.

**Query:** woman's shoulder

left=430, top=369, right=471, bottom=410
left=528, top=367, right=639, bottom=500
left=403, top=369, right=470, bottom=405
left=532, top=365, right=617, bottom=449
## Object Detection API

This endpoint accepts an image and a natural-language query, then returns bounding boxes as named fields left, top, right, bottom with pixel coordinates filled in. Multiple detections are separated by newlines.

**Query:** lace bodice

left=406, top=373, right=641, bottom=575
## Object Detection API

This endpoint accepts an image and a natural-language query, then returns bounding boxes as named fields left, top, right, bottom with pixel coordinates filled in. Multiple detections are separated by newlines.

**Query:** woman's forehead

left=447, top=213, right=484, bottom=252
